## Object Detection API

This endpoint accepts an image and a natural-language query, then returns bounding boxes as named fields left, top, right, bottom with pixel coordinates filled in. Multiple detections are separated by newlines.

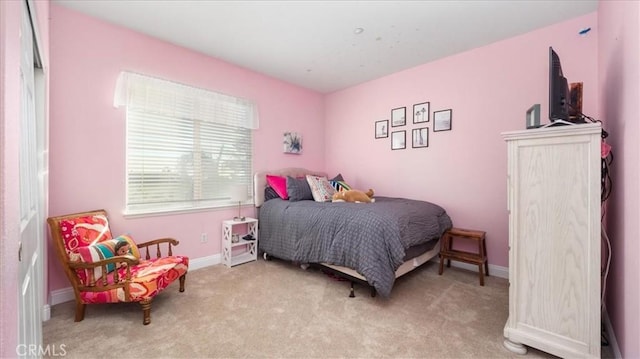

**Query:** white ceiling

left=54, top=0, right=598, bottom=94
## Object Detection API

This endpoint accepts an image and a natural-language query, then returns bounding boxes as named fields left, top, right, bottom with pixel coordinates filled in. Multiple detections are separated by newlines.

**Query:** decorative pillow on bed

left=306, top=175, right=336, bottom=202
left=329, top=180, right=351, bottom=192
left=287, top=176, right=314, bottom=201
left=266, top=175, right=288, bottom=200
left=264, top=186, right=281, bottom=201
left=328, top=173, right=351, bottom=192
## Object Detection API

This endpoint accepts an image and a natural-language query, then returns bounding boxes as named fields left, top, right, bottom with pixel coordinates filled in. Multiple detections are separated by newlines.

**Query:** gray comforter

left=258, top=196, right=453, bottom=297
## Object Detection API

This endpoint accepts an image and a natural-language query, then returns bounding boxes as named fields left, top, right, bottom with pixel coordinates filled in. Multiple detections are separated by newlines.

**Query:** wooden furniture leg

left=75, top=302, right=86, bottom=322
left=140, top=299, right=152, bottom=325
left=438, top=228, right=488, bottom=286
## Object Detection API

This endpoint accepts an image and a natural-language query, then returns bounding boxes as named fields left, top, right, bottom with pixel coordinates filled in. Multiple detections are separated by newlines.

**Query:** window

left=114, top=72, right=258, bottom=214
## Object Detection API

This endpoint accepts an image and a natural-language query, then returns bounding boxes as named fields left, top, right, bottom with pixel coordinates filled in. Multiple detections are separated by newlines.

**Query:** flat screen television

left=548, top=46, right=571, bottom=122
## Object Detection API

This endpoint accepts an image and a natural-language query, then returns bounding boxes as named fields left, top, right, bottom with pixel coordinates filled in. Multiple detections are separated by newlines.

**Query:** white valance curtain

left=113, top=71, right=259, bottom=129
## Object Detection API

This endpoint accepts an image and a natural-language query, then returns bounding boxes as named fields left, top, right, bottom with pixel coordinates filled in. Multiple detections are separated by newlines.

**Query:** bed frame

left=253, top=168, right=442, bottom=297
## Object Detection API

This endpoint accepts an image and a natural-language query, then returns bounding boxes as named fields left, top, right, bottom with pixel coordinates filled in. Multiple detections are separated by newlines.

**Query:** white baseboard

left=603, top=308, right=621, bottom=358
left=47, top=254, right=221, bottom=308
left=49, top=287, right=75, bottom=307
left=429, top=258, right=509, bottom=279
left=43, top=304, right=50, bottom=322
left=189, top=253, right=221, bottom=271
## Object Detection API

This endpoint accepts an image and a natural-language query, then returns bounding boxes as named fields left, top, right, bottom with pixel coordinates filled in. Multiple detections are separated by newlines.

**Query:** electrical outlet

left=200, top=233, right=207, bottom=243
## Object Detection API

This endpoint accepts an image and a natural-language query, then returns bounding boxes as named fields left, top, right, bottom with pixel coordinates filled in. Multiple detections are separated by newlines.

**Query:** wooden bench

left=438, top=227, right=489, bottom=286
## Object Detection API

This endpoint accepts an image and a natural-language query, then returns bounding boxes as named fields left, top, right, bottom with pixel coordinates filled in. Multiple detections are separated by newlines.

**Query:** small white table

left=222, top=217, right=258, bottom=267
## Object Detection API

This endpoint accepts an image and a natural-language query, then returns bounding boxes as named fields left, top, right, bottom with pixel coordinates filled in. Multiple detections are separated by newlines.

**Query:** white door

left=18, top=0, right=44, bottom=356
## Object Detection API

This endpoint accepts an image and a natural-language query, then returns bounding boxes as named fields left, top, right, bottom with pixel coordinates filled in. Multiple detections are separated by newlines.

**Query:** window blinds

left=114, top=71, right=259, bottom=129
left=114, top=72, right=255, bottom=214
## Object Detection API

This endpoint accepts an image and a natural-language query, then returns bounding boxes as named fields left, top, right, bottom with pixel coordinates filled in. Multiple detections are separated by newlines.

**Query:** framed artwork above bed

left=391, top=130, right=406, bottom=150
left=413, top=102, right=430, bottom=124
left=391, top=107, right=406, bottom=127
left=283, top=132, right=302, bottom=154
left=412, top=127, right=429, bottom=148
left=375, top=120, right=389, bottom=139
left=433, top=109, right=452, bottom=132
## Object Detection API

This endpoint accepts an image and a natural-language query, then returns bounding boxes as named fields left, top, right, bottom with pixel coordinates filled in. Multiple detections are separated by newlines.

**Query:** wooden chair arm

left=68, top=255, right=139, bottom=269
left=136, top=237, right=180, bottom=248
left=136, top=238, right=180, bottom=259
left=69, top=255, right=139, bottom=287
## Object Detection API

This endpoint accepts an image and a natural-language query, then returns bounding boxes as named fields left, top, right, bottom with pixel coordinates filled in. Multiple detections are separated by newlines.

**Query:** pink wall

left=0, top=0, right=50, bottom=356
left=47, top=4, right=325, bottom=292
left=325, top=14, right=598, bottom=268
left=598, top=1, right=640, bottom=357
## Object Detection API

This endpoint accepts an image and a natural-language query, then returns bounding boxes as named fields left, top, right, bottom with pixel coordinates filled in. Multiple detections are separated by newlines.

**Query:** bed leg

left=349, top=282, right=356, bottom=298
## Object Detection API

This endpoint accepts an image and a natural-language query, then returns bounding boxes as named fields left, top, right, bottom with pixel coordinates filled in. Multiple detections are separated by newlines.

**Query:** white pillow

left=305, top=175, right=336, bottom=202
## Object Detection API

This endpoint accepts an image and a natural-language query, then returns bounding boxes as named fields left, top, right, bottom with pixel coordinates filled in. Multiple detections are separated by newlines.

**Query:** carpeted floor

left=43, top=259, right=610, bottom=358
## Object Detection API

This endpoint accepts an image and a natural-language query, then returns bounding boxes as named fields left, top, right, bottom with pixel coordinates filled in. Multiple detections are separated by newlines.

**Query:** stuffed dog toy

left=332, top=189, right=375, bottom=203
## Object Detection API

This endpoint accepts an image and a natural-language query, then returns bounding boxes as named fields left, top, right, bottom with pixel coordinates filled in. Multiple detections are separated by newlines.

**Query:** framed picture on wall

left=375, top=120, right=389, bottom=139
left=412, top=127, right=429, bottom=148
left=433, top=109, right=452, bottom=132
left=283, top=132, right=302, bottom=154
left=413, top=102, right=430, bottom=124
left=526, top=104, right=541, bottom=129
left=391, top=107, right=406, bottom=127
left=391, top=130, right=406, bottom=150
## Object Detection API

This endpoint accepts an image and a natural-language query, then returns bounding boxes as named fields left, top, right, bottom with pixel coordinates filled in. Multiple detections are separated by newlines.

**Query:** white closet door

left=18, top=0, right=44, bottom=356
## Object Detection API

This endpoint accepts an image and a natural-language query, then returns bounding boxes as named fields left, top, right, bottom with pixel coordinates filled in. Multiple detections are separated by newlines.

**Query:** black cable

left=555, top=107, right=614, bottom=203
left=601, top=330, right=610, bottom=346
left=602, top=152, right=613, bottom=203
left=568, top=111, right=613, bottom=203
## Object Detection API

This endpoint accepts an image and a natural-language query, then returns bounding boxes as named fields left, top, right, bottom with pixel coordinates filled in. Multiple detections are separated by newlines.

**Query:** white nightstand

left=222, top=217, right=258, bottom=267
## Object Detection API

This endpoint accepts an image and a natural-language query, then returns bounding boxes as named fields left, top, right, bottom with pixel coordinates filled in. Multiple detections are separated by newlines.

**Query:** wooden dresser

left=502, top=123, right=601, bottom=358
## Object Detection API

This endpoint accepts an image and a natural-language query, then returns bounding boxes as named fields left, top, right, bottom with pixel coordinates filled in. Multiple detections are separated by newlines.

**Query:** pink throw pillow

left=266, top=175, right=288, bottom=200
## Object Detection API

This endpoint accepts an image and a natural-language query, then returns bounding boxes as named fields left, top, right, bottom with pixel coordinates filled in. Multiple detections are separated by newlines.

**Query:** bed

left=254, top=168, right=453, bottom=298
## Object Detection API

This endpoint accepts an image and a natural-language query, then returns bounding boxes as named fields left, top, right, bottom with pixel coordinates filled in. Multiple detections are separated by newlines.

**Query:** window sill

left=123, top=202, right=253, bottom=219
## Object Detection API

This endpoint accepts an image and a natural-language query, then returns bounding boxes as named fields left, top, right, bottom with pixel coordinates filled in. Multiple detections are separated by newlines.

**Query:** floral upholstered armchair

left=47, top=209, right=189, bottom=325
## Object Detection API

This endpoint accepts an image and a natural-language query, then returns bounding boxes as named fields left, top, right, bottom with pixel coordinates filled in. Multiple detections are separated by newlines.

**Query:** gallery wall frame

left=413, top=102, right=430, bottom=124
left=412, top=127, right=429, bottom=148
left=391, top=130, right=406, bottom=150
left=433, top=109, right=452, bottom=132
left=391, top=107, right=406, bottom=127
left=375, top=119, right=389, bottom=138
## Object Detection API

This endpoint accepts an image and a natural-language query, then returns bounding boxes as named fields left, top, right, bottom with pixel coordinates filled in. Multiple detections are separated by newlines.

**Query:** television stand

left=542, top=118, right=587, bottom=128
left=502, top=123, right=601, bottom=358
